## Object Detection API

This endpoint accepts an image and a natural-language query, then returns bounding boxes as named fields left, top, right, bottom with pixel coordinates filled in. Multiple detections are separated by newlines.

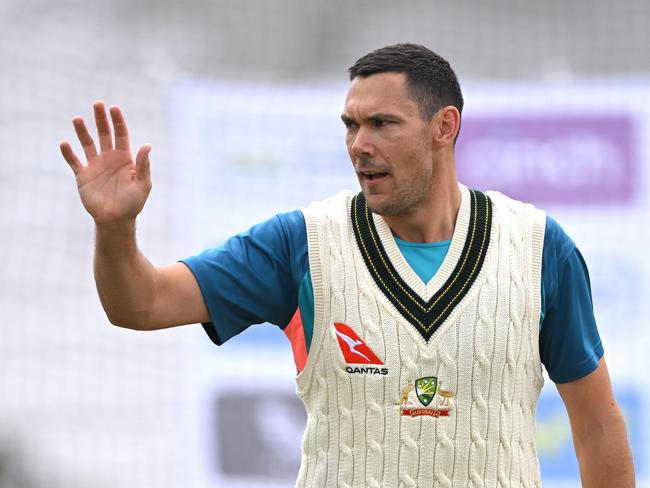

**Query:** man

left=61, top=44, right=634, bottom=487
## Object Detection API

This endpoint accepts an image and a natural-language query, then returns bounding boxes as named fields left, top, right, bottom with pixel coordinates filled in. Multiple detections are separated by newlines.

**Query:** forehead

left=343, top=72, right=419, bottom=118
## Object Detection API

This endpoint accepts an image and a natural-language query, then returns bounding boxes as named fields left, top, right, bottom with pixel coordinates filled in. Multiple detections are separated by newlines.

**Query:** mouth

left=359, top=171, right=389, bottom=182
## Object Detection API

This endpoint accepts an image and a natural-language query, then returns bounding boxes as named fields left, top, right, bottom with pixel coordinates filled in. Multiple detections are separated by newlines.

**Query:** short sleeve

left=181, top=210, right=308, bottom=345
left=539, top=216, right=604, bottom=383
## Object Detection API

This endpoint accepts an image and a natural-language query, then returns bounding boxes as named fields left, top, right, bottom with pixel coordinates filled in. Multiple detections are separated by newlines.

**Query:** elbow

left=105, top=310, right=153, bottom=331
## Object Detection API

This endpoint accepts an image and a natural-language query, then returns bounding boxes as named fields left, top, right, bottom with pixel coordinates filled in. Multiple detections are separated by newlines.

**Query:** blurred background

left=1, top=0, right=649, bottom=486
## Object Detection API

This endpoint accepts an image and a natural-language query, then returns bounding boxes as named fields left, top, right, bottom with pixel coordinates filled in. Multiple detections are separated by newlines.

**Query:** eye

left=342, top=118, right=358, bottom=130
left=370, top=118, right=392, bottom=128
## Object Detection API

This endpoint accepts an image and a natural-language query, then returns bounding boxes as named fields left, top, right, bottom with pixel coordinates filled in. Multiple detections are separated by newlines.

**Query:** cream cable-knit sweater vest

left=296, top=185, right=546, bottom=488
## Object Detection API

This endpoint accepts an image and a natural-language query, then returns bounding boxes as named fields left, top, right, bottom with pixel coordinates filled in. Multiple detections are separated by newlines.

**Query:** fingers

left=93, top=101, right=113, bottom=152
left=135, top=144, right=152, bottom=186
left=70, top=101, right=134, bottom=164
left=109, top=105, right=131, bottom=151
left=72, top=116, right=98, bottom=162
left=59, top=140, right=85, bottom=176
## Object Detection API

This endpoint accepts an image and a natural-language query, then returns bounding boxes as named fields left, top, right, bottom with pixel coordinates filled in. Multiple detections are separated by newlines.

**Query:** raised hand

left=60, top=101, right=152, bottom=225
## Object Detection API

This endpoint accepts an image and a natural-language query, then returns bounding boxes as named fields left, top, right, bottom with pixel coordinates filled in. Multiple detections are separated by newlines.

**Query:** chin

left=364, top=194, right=396, bottom=216
left=364, top=191, right=421, bottom=217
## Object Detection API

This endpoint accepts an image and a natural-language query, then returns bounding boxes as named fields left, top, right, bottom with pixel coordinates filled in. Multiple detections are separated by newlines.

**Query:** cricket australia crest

left=399, top=376, right=454, bottom=418
left=415, top=377, right=437, bottom=406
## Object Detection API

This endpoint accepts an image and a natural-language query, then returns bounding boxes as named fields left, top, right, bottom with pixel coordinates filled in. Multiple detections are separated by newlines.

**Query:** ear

left=432, top=106, right=461, bottom=147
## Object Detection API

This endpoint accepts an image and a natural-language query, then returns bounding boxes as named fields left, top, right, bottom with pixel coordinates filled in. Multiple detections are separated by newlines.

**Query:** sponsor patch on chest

left=345, top=365, right=389, bottom=375
left=333, top=322, right=389, bottom=375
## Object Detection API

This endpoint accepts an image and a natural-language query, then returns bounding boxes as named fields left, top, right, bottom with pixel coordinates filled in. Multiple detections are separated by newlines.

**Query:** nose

left=349, top=126, right=375, bottom=158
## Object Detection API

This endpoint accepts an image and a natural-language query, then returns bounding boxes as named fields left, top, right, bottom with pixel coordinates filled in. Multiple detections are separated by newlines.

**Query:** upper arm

left=179, top=210, right=308, bottom=344
left=558, top=359, right=635, bottom=485
left=144, top=262, right=211, bottom=330
left=556, top=357, right=624, bottom=443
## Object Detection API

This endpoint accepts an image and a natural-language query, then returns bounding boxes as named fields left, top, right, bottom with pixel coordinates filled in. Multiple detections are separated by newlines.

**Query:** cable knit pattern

left=296, top=187, right=545, bottom=488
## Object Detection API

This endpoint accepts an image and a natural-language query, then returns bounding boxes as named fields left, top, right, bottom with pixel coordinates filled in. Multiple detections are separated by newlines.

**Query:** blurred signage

left=214, top=390, right=305, bottom=483
left=456, top=115, right=637, bottom=204
left=174, top=82, right=650, bottom=487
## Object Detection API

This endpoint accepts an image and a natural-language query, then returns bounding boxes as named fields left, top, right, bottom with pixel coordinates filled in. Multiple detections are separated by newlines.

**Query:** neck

left=383, top=179, right=462, bottom=243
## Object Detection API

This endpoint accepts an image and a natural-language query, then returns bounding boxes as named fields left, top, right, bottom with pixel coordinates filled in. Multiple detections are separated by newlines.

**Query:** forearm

left=573, top=407, right=635, bottom=487
left=94, top=220, right=159, bottom=329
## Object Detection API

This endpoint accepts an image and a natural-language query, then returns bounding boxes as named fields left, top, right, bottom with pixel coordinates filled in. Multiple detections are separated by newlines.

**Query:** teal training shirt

left=394, top=236, right=452, bottom=283
left=183, top=210, right=603, bottom=384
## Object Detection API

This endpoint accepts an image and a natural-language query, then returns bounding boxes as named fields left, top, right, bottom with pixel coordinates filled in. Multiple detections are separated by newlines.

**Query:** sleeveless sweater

left=295, top=185, right=546, bottom=488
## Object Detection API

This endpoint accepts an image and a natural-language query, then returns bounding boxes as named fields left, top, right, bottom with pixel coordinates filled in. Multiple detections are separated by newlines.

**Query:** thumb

left=135, top=144, right=152, bottom=185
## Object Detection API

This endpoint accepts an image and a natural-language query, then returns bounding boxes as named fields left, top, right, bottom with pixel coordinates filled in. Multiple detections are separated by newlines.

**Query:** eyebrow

left=340, top=112, right=401, bottom=123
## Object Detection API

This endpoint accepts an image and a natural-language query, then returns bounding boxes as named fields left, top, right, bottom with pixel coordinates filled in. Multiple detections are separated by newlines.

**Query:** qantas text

left=345, top=366, right=389, bottom=375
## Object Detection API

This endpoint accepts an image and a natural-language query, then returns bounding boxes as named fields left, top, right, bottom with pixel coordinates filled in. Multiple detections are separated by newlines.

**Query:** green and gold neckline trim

left=351, top=188, right=493, bottom=342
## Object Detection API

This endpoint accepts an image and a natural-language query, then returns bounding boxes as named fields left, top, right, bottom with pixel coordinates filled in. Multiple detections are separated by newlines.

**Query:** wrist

left=94, top=219, right=137, bottom=251
left=94, top=217, right=136, bottom=232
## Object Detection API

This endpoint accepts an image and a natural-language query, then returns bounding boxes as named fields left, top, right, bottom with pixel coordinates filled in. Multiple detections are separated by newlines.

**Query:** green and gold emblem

left=415, top=377, right=437, bottom=407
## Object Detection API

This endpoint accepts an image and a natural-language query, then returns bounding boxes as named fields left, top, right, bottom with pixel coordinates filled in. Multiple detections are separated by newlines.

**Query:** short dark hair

left=348, top=43, right=464, bottom=120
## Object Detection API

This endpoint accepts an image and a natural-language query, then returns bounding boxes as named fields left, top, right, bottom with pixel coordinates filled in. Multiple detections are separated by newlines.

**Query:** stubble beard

left=365, top=177, right=432, bottom=217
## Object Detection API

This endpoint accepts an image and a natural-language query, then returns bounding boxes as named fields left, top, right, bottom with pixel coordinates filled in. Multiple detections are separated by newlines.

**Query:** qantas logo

left=334, top=322, right=383, bottom=364
left=333, top=323, right=388, bottom=375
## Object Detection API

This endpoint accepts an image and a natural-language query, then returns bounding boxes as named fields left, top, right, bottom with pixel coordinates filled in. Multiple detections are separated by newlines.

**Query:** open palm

left=60, top=101, right=152, bottom=224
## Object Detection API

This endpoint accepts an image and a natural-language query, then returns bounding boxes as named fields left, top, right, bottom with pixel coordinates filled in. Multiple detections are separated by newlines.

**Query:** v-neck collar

left=351, top=185, right=493, bottom=342
left=372, top=185, right=472, bottom=301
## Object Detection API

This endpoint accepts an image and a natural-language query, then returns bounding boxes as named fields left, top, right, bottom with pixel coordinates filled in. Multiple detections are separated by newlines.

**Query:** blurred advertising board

left=172, top=79, right=650, bottom=487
